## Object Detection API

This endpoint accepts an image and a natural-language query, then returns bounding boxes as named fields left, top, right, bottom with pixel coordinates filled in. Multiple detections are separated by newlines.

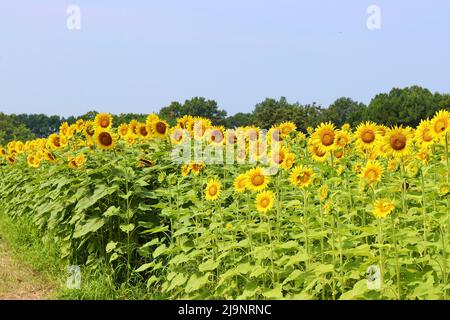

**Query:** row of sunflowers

left=0, top=109, right=449, bottom=299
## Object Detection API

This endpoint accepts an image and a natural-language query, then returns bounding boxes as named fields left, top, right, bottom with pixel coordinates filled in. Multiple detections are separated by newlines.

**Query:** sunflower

left=94, top=113, right=113, bottom=130
left=269, top=146, right=289, bottom=166
left=146, top=113, right=160, bottom=126
left=318, top=185, right=329, bottom=201
left=137, top=123, right=151, bottom=140
left=341, top=123, right=351, bottom=131
left=289, top=165, right=314, bottom=188
left=311, top=122, right=336, bottom=153
left=431, top=109, right=449, bottom=138
left=0, top=147, right=6, bottom=158
left=279, top=122, right=296, bottom=137
left=68, top=154, right=85, bottom=169
left=359, top=160, right=383, bottom=185
left=6, top=155, right=16, bottom=165
left=372, top=199, right=395, bottom=219
left=27, top=154, right=40, bottom=168
left=181, top=164, right=191, bottom=177
left=415, top=119, right=434, bottom=148
left=190, top=161, right=205, bottom=175
left=255, top=190, right=275, bottom=213
left=94, top=130, right=116, bottom=150
left=129, top=120, right=139, bottom=135
left=151, top=120, right=169, bottom=138
left=47, top=134, right=62, bottom=149
left=234, top=174, right=248, bottom=193
left=118, top=124, right=130, bottom=138
left=170, top=127, right=186, bottom=145
left=75, top=119, right=85, bottom=132
left=59, top=122, right=69, bottom=136
left=205, top=179, right=221, bottom=201
left=334, top=130, right=351, bottom=148
left=246, top=167, right=270, bottom=192
left=355, top=122, right=379, bottom=152
left=281, top=152, right=295, bottom=170
left=44, top=149, right=58, bottom=163
left=308, top=143, right=328, bottom=163
left=383, top=126, right=414, bottom=158
left=15, top=141, right=24, bottom=154
left=207, top=127, right=225, bottom=145
left=177, top=115, right=193, bottom=131
left=83, top=120, right=95, bottom=138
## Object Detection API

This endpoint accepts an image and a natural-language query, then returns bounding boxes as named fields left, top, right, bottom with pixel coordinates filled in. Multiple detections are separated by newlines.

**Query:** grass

left=0, top=213, right=148, bottom=300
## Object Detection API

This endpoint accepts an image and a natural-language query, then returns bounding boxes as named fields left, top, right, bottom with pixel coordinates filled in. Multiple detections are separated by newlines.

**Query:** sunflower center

left=321, top=131, right=334, bottom=146
left=297, top=172, right=311, bottom=184
left=252, top=174, right=265, bottom=186
left=366, top=169, right=377, bottom=181
left=54, top=137, right=61, bottom=147
left=422, top=128, right=433, bottom=142
left=156, top=122, right=167, bottom=134
left=362, top=130, right=375, bottom=143
left=208, top=186, right=217, bottom=196
left=140, top=127, right=148, bottom=136
left=434, top=119, right=447, bottom=133
left=99, top=132, right=113, bottom=146
left=261, top=198, right=269, bottom=208
left=100, top=119, right=110, bottom=128
left=390, top=134, right=406, bottom=151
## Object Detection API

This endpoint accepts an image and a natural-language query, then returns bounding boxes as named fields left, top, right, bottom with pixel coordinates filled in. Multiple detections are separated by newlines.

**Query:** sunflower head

left=359, top=160, right=383, bottom=185
left=372, top=199, right=395, bottom=219
left=234, top=174, right=248, bottom=193
left=181, top=164, right=191, bottom=177
left=279, top=122, right=296, bottom=137
left=383, top=126, right=414, bottom=158
left=308, top=142, right=328, bottom=163
left=137, top=123, right=151, bottom=140
left=355, top=122, right=379, bottom=151
left=431, top=110, right=449, bottom=137
left=118, top=123, right=130, bottom=138
left=246, top=167, right=270, bottom=192
left=190, top=161, right=205, bottom=175
left=415, top=119, right=434, bottom=147
left=68, top=154, right=86, bottom=169
left=94, top=129, right=116, bottom=150
left=151, top=120, right=169, bottom=138
left=255, top=190, right=275, bottom=213
left=146, top=113, right=160, bottom=126
left=311, top=122, right=336, bottom=153
left=205, top=179, right=221, bottom=201
left=75, top=119, right=85, bottom=132
left=289, top=165, right=314, bottom=188
left=94, top=113, right=113, bottom=130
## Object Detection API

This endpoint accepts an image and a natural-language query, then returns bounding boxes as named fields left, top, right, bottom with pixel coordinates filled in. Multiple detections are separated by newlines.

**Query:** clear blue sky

left=0, top=0, right=449, bottom=117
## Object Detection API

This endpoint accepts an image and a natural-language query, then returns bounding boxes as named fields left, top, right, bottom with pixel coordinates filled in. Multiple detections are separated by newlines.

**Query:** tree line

left=1, top=85, right=449, bottom=145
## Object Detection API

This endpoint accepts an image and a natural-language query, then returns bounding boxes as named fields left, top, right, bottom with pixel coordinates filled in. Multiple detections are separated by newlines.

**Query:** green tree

left=0, top=113, right=35, bottom=144
left=225, top=112, right=254, bottom=128
left=321, top=97, right=367, bottom=127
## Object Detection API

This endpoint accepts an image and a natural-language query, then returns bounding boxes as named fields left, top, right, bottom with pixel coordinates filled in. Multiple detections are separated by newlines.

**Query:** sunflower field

left=0, top=110, right=450, bottom=300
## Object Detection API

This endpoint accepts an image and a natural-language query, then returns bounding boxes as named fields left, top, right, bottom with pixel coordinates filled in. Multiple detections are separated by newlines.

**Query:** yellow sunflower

left=94, top=129, right=116, bottom=150
left=137, top=123, right=151, bottom=140
left=83, top=120, right=96, bottom=138
left=359, top=160, right=383, bottom=185
left=177, top=115, right=194, bottom=131
left=146, top=113, right=160, bottom=126
left=6, top=155, right=16, bottom=165
left=246, top=167, right=270, bottom=192
left=289, top=165, right=314, bottom=188
left=27, top=154, right=41, bottom=168
left=269, top=146, right=289, bottom=166
left=118, top=123, right=130, bottom=138
left=129, top=119, right=139, bottom=135
left=281, top=152, right=295, bottom=170
left=415, top=119, right=434, bottom=148
left=431, top=109, right=449, bottom=138
left=311, top=122, right=336, bottom=153
left=233, top=174, right=248, bottom=193
left=279, top=122, right=296, bottom=137
left=355, top=122, right=379, bottom=152
left=205, top=179, right=221, bottom=201
left=94, top=113, right=113, bottom=130
left=44, top=149, right=58, bottom=163
left=308, top=143, right=328, bottom=163
left=181, top=164, right=191, bottom=177
left=255, top=190, right=275, bottom=213
left=68, top=154, right=85, bottom=169
left=190, top=161, right=205, bottom=175
left=372, top=199, right=395, bottom=219
left=383, top=126, right=414, bottom=158
left=151, top=120, right=169, bottom=138
left=75, top=119, right=85, bottom=132
left=334, top=130, right=351, bottom=148
left=0, top=147, right=6, bottom=158
left=47, top=134, right=62, bottom=149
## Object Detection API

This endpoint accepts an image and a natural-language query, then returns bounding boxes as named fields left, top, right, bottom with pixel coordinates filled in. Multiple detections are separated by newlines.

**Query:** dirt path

left=0, top=237, right=54, bottom=300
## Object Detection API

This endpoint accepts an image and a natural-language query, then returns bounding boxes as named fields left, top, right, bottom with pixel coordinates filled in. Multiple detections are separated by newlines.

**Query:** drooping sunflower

left=359, top=160, right=383, bottom=185
left=372, top=199, right=395, bottom=219
left=47, top=134, right=62, bottom=149
left=308, top=143, right=328, bottom=163
left=310, top=122, right=336, bottom=153
left=415, top=119, right=434, bottom=148
left=151, top=119, right=169, bottom=138
left=355, top=122, right=379, bottom=152
left=44, top=149, right=58, bottom=163
left=431, top=109, right=449, bottom=138
left=205, top=179, right=221, bottom=201
left=94, top=129, right=116, bottom=150
left=255, top=190, right=275, bottom=213
left=289, top=165, right=314, bottom=188
left=246, top=167, right=270, bottom=192
left=75, top=119, right=85, bottom=132
left=233, top=174, right=248, bottom=193
left=383, top=126, right=414, bottom=158
left=181, top=164, right=191, bottom=177
left=68, top=154, right=86, bottom=169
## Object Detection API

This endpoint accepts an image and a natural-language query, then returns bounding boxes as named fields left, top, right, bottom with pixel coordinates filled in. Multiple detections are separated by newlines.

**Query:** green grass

left=0, top=213, right=148, bottom=300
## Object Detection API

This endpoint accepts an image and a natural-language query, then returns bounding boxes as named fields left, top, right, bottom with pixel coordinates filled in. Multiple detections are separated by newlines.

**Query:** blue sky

left=0, top=0, right=449, bottom=117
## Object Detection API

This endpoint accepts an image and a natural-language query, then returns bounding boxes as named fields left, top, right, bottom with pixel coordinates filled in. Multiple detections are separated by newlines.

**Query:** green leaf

left=106, top=241, right=118, bottom=253
left=185, top=273, right=211, bottom=293
left=153, top=244, right=167, bottom=258
left=73, top=217, right=105, bottom=239
left=120, top=223, right=135, bottom=233
left=262, top=284, right=283, bottom=299
left=199, top=259, right=220, bottom=272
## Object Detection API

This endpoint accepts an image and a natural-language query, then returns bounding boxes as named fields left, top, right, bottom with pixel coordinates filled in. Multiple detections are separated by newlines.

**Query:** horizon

left=1, top=1, right=450, bottom=117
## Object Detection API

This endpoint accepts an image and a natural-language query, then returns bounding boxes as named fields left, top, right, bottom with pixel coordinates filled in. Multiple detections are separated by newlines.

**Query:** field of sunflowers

left=0, top=109, right=449, bottom=300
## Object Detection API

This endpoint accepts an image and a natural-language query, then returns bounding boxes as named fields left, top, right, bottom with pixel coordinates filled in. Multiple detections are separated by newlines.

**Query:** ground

left=0, top=236, right=53, bottom=300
